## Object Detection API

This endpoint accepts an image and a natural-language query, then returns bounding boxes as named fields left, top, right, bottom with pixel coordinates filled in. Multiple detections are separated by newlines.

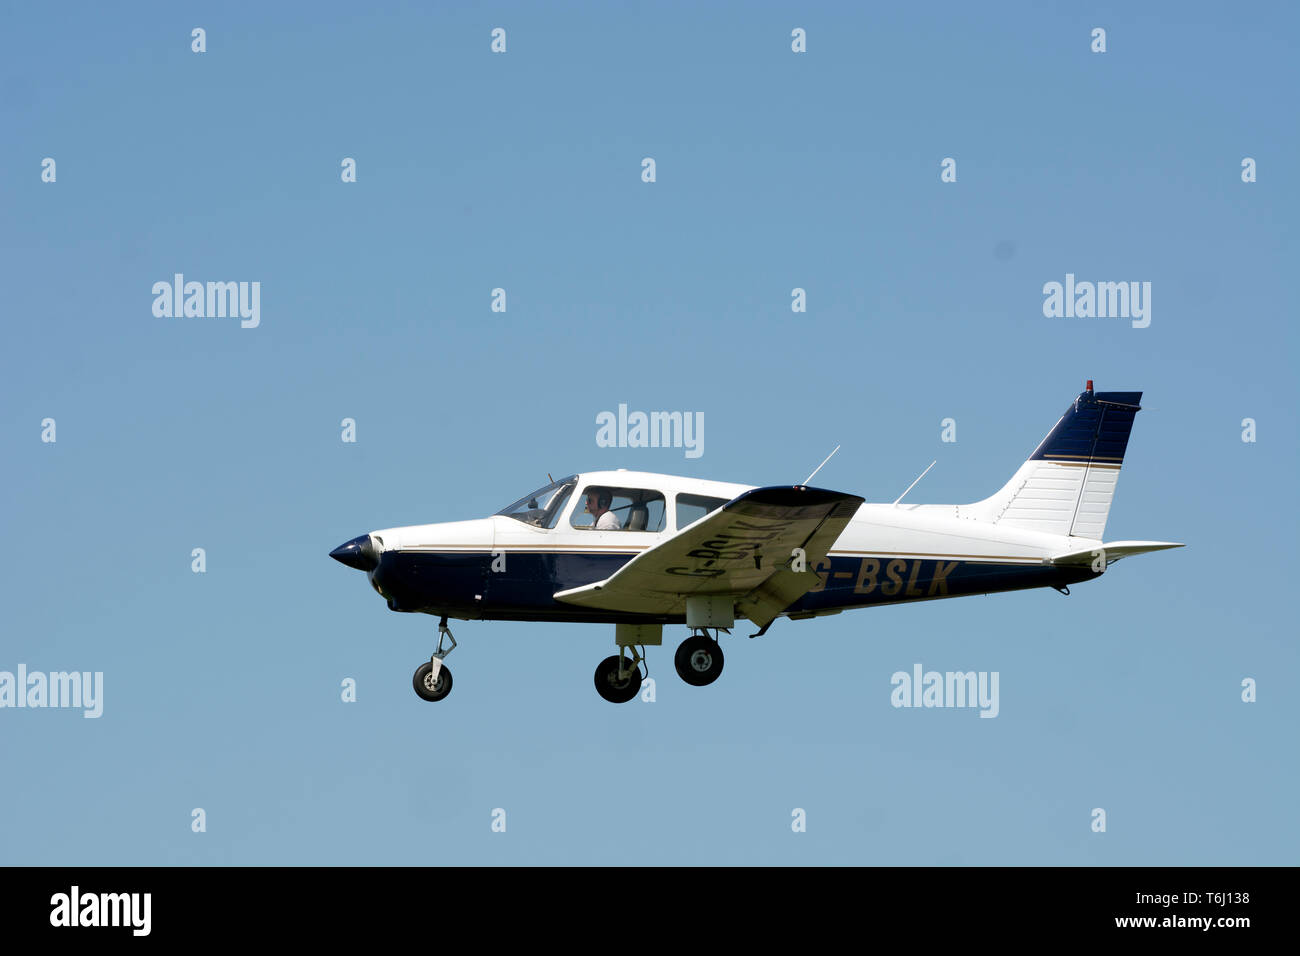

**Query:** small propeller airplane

left=330, top=382, right=1182, bottom=703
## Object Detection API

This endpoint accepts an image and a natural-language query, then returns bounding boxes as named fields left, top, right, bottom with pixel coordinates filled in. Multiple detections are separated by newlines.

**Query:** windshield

left=495, top=475, right=577, bottom=528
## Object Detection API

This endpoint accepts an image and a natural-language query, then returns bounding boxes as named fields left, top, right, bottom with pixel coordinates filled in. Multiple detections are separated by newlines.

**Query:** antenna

left=804, top=445, right=840, bottom=485
left=892, top=460, right=936, bottom=506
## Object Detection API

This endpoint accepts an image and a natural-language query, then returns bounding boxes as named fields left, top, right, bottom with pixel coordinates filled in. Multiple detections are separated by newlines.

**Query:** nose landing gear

left=412, top=616, right=457, bottom=702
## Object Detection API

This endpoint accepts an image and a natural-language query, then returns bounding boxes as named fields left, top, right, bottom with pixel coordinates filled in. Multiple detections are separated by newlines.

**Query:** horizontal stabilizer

left=1048, top=540, right=1184, bottom=568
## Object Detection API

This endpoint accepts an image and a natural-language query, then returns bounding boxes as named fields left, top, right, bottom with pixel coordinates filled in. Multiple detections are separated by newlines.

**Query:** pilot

left=585, top=489, right=621, bottom=530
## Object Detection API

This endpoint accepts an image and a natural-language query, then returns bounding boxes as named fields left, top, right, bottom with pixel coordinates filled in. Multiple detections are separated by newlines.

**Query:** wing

left=1048, top=540, right=1184, bottom=567
left=554, top=485, right=865, bottom=627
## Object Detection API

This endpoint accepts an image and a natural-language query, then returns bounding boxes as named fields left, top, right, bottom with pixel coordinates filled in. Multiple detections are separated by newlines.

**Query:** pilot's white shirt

left=594, top=511, right=621, bottom=530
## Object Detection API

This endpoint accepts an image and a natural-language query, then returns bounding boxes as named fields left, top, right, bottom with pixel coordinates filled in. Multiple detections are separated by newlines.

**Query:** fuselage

left=348, top=469, right=1099, bottom=624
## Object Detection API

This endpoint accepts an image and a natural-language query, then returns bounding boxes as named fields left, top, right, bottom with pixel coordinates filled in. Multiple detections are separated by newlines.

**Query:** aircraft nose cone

left=330, top=534, right=378, bottom=571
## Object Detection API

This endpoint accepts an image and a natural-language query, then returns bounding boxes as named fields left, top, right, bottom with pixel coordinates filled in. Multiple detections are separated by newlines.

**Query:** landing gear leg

left=413, top=615, right=457, bottom=702
left=593, top=623, right=660, bottom=704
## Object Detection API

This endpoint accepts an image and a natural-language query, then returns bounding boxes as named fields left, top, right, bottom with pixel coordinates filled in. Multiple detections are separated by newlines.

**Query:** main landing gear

left=674, top=629, right=726, bottom=687
left=592, top=622, right=729, bottom=703
left=594, top=649, right=644, bottom=704
left=412, top=616, right=456, bottom=702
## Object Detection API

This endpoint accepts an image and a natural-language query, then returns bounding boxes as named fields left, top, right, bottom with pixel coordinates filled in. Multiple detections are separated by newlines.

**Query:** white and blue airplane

left=330, top=382, right=1181, bottom=703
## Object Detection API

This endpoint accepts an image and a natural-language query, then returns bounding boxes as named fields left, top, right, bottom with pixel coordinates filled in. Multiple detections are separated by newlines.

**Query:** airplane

left=330, top=382, right=1182, bottom=704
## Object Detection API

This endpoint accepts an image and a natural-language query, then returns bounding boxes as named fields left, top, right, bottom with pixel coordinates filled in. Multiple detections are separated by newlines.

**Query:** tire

left=674, top=635, right=724, bottom=686
left=594, top=654, right=642, bottom=704
left=413, top=660, right=453, bottom=702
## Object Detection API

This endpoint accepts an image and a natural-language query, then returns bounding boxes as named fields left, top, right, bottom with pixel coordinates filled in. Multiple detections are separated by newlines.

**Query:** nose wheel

left=413, top=616, right=457, bottom=702
left=675, top=630, right=725, bottom=686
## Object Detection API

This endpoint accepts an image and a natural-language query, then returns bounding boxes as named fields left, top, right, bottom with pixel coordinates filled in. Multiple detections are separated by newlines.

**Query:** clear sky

left=2, top=1, right=1296, bottom=865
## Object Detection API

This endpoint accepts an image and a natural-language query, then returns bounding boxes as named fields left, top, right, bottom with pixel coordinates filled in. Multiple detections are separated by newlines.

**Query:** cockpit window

left=571, top=486, right=666, bottom=532
left=496, top=475, right=577, bottom=529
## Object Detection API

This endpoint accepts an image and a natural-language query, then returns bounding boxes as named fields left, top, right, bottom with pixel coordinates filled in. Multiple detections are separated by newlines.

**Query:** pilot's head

left=585, top=489, right=612, bottom=516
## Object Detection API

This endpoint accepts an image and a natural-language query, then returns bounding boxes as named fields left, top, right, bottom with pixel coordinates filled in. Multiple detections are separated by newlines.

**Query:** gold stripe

left=1038, top=460, right=1122, bottom=470
left=400, top=546, right=1040, bottom=564
left=400, top=546, right=646, bottom=554
left=1040, top=460, right=1123, bottom=468
left=488, top=543, right=652, bottom=551
left=828, top=550, right=1039, bottom=563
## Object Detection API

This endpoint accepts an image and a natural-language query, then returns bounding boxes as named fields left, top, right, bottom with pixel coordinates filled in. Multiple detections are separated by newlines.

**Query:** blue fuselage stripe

left=371, top=551, right=1097, bottom=622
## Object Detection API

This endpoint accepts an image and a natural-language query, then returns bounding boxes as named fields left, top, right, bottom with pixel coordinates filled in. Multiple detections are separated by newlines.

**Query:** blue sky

left=1, top=1, right=1296, bottom=865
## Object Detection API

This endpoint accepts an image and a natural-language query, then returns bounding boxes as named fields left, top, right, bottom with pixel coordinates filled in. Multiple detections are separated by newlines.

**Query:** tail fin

left=966, top=382, right=1143, bottom=540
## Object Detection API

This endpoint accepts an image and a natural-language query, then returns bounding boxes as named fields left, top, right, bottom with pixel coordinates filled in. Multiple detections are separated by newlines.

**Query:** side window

left=676, top=493, right=728, bottom=530
left=572, top=486, right=667, bottom=532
